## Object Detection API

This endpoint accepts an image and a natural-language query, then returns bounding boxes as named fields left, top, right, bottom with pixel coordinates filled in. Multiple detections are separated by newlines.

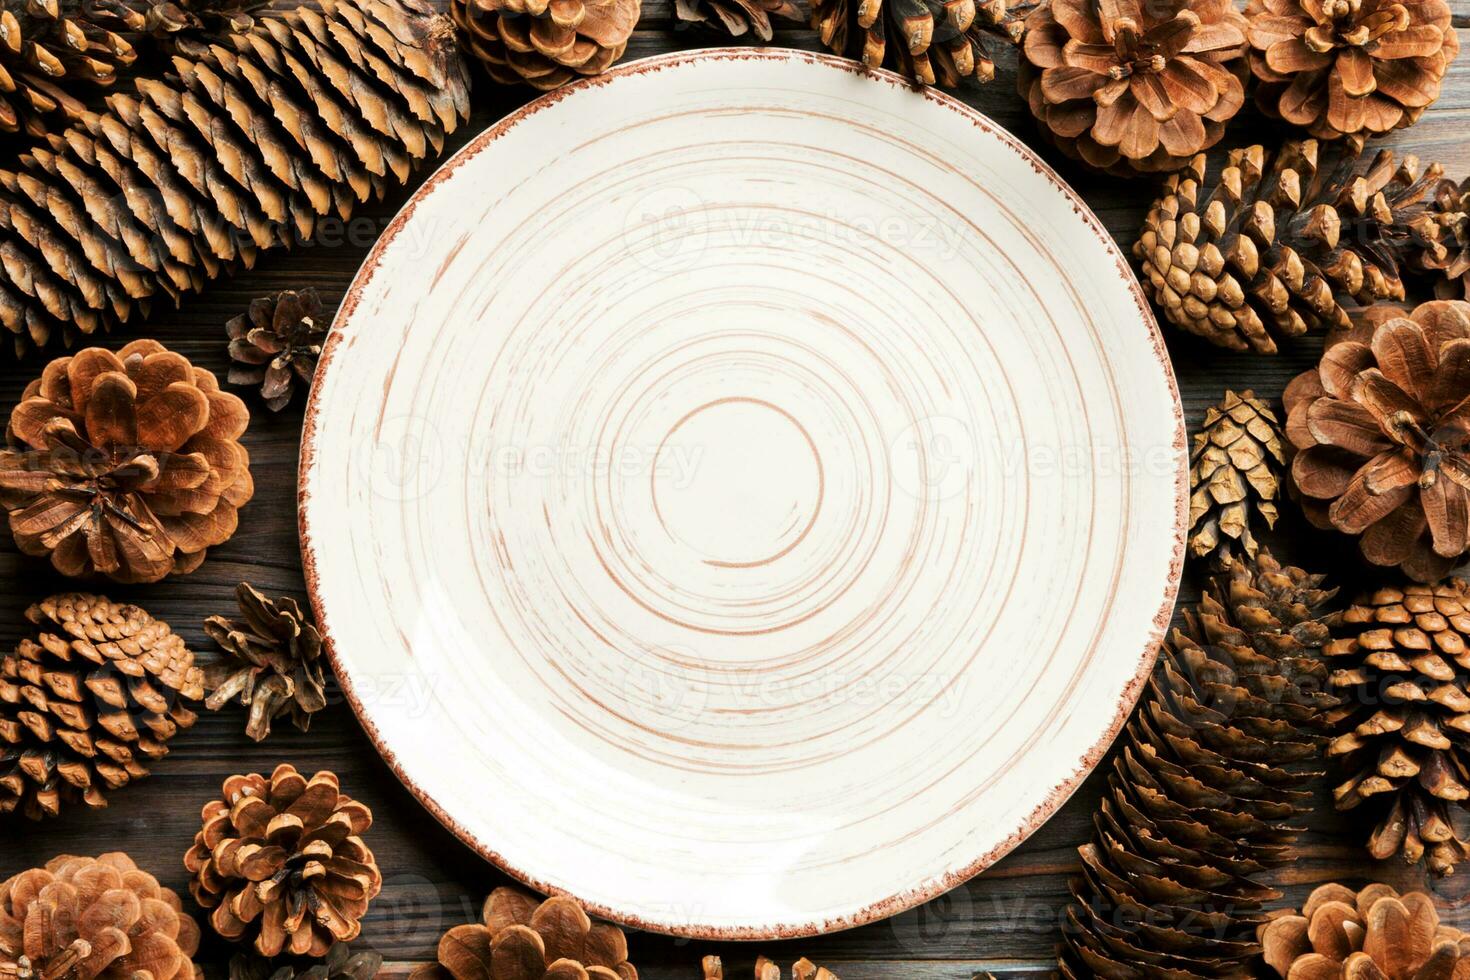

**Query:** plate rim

left=298, top=45, right=1188, bottom=941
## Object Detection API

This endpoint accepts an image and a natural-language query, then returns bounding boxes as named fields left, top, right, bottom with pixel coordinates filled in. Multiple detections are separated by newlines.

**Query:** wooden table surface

left=5, top=9, right=1470, bottom=978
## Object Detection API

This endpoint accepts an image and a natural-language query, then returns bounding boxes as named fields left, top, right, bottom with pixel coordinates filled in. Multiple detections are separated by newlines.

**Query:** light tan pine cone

left=704, top=956, right=841, bottom=979
left=204, top=583, right=327, bottom=742
left=1260, top=883, right=1469, bottom=977
left=450, top=0, right=637, bottom=90
left=410, top=887, right=638, bottom=980
left=0, top=852, right=202, bottom=980
left=184, top=764, right=382, bottom=957
left=0, top=593, right=202, bottom=819
left=1188, top=389, right=1286, bottom=563
left=0, top=340, right=253, bottom=583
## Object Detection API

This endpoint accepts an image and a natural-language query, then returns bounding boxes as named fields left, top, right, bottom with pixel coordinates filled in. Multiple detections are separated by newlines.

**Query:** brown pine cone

left=229, top=942, right=383, bottom=980
left=673, top=0, right=799, bottom=41
left=451, top=0, right=638, bottom=90
left=1246, top=0, right=1459, bottom=140
left=0, top=593, right=203, bottom=819
left=1017, top=0, right=1248, bottom=176
left=1060, top=551, right=1338, bottom=978
left=0, top=340, right=253, bottom=583
left=1134, top=138, right=1445, bottom=353
left=203, top=582, right=327, bottom=742
left=1285, top=299, right=1470, bottom=582
left=409, top=887, right=638, bottom=980
left=1260, top=883, right=1468, bottom=977
left=0, top=0, right=470, bottom=357
left=1325, top=580, right=1470, bottom=875
left=226, top=289, right=328, bottom=412
left=0, top=852, right=202, bottom=980
left=703, top=956, right=840, bottom=979
left=1423, top=174, right=1470, bottom=301
left=1189, top=390, right=1286, bottom=563
left=810, top=0, right=1024, bottom=88
left=184, top=764, right=382, bottom=957
left=0, top=0, right=139, bottom=139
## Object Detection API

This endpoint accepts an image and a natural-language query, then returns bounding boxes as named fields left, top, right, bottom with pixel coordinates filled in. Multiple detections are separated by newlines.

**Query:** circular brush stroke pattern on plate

left=300, top=48, right=1187, bottom=940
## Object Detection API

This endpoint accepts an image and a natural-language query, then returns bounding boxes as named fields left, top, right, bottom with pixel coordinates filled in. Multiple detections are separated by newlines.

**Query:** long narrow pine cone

left=1134, top=137, right=1446, bottom=353
left=0, top=594, right=203, bottom=819
left=1285, top=300, right=1470, bottom=582
left=1018, top=0, right=1249, bottom=176
left=1188, top=389, right=1286, bottom=564
left=0, top=852, right=202, bottom=980
left=184, top=764, right=382, bottom=956
left=810, top=0, right=1024, bottom=88
left=1060, top=551, right=1338, bottom=978
left=451, top=0, right=637, bottom=91
left=0, top=0, right=140, bottom=139
left=1246, top=0, right=1459, bottom=140
left=409, top=887, right=638, bottom=980
left=0, top=0, right=470, bottom=357
left=0, top=340, right=253, bottom=583
left=1325, top=579, right=1470, bottom=875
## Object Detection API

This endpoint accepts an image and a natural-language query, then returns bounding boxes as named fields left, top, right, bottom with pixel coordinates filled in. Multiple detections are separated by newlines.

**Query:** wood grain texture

left=2, top=16, right=1470, bottom=979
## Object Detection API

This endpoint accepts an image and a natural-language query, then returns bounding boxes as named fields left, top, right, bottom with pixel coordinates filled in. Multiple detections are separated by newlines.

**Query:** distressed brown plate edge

left=297, top=46, right=1190, bottom=942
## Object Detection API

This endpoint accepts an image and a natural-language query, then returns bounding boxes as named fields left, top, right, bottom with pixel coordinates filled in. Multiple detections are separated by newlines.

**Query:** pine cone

left=1189, top=389, right=1286, bottom=564
left=1285, top=299, right=1470, bottom=582
left=1017, top=0, right=1248, bottom=176
left=1134, top=138, right=1445, bottom=353
left=0, top=593, right=202, bottom=819
left=703, top=956, right=840, bottom=980
left=0, top=852, right=202, bottom=980
left=229, top=942, right=382, bottom=980
left=1423, top=174, right=1470, bottom=301
left=673, top=0, right=799, bottom=41
left=226, top=289, right=327, bottom=412
left=203, top=582, right=326, bottom=742
left=409, top=887, right=638, bottom=980
left=0, top=340, right=253, bottom=582
left=0, top=0, right=139, bottom=140
left=0, top=0, right=470, bottom=358
left=810, top=0, right=1024, bottom=88
left=1060, top=551, right=1338, bottom=978
left=1324, top=580, right=1470, bottom=875
left=1260, top=883, right=1468, bottom=977
left=1246, top=0, right=1459, bottom=140
left=184, top=764, right=381, bottom=957
left=451, top=0, right=637, bottom=91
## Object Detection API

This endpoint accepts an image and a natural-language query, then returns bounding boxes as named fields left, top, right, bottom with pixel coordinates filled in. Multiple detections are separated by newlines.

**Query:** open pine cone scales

left=204, top=582, right=326, bottom=742
left=1136, top=138, right=1444, bottom=353
left=184, top=764, right=381, bottom=957
left=0, top=852, right=202, bottom=980
left=0, top=340, right=253, bottom=582
left=451, top=0, right=637, bottom=90
left=1285, top=300, right=1470, bottom=581
left=1261, top=883, right=1470, bottom=978
left=1246, top=0, right=1459, bottom=140
left=0, top=0, right=469, bottom=356
left=1188, top=389, right=1286, bottom=563
left=226, top=289, right=327, bottom=412
left=0, top=0, right=140, bottom=139
left=1325, top=579, right=1470, bottom=874
left=810, top=0, right=1025, bottom=88
left=1061, top=551, right=1338, bottom=977
left=0, top=593, right=202, bottom=819
left=410, top=887, right=638, bottom=980
left=1018, top=0, right=1248, bottom=175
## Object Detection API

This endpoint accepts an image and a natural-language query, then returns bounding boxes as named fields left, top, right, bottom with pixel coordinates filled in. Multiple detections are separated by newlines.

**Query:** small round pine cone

left=1260, top=883, right=1467, bottom=977
left=0, top=593, right=203, bottom=819
left=409, top=887, right=638, bottom=980
left=673, top=0, right=800, bottom=42
left=1018, top=0, right=1249, bottom=176
left=450, top=0, right=639, bottom=90
left=0, top=340, right=254, bottom=583
left=184, top=764, right=382, bottom=957
left=810, top=0, right=1025, bottom=88
left=1284, top=299, right=1470, bottom=581
left=229, top=941, right=383, bottom=980
left=226, top=289, right=329, bottom=412
left=1246, top=0, right=1460, bottom=140
left=0, top=852, right=202, bottom=980
left=203, top=582, right=327, bottom=742
left=704, top=956, right=841, bottom=979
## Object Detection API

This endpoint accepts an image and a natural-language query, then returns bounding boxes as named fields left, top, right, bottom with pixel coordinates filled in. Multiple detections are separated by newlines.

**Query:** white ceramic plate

left=300, top=49, right=1186, bottom=940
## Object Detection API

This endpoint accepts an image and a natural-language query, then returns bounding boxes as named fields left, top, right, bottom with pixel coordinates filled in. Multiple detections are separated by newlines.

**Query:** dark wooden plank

left=2, top=18, right=1470, bottom=980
